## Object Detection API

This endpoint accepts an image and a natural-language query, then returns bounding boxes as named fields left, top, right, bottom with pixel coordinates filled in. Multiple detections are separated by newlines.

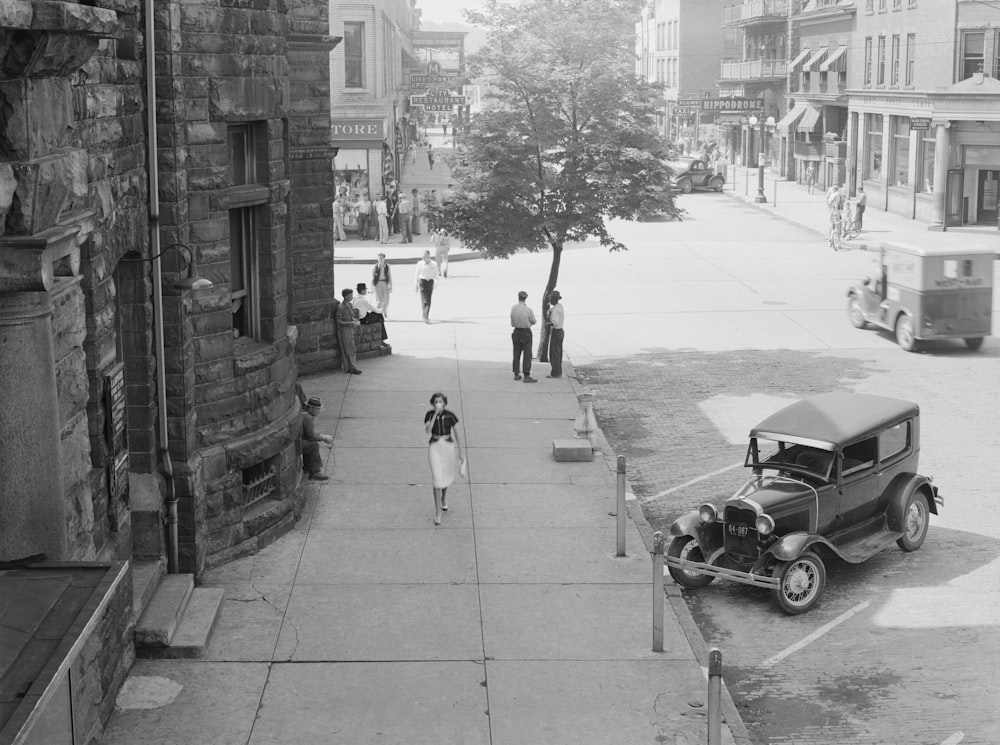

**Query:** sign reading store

left=331, top=119, right=385, bottom=141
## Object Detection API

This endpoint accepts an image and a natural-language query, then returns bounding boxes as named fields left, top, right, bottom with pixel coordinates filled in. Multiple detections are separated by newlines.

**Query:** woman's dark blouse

left=425, top=409, right=459, bottom=441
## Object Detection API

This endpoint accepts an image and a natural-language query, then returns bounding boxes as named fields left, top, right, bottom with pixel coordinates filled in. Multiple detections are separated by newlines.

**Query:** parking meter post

left=708, top=648, right=723, bottom=745
left=616, top=456, right=626, bottom=557
left=652, top=531, right=665, bottom=653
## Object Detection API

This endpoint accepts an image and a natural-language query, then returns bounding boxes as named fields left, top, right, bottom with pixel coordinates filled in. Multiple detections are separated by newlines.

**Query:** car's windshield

left=747, top=438, right=834, bottom=481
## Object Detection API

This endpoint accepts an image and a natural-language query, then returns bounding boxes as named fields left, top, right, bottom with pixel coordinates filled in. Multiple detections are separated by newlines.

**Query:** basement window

left=243, top=456, right=278, bottom=506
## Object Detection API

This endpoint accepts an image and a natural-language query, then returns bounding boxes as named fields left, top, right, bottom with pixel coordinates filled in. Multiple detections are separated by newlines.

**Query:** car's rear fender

left=669, top=511, right=724, bottom=556
left=886, top=474, right=940, bottom=530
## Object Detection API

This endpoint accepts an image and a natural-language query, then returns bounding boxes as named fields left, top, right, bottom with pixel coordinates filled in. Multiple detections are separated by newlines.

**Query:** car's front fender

left=669, top=511, right=724, bottom=557
left=764, top=531, right=819, bottom=561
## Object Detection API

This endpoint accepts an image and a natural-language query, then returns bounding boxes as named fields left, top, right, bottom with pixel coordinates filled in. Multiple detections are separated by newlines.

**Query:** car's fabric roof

left=750, top=393, right=918, bottom=445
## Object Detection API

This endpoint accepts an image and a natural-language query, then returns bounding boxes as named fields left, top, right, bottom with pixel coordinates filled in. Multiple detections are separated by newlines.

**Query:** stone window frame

left=905, top=33, right=916, bottom=87
left=890, top=34, right=901, bottom=87
left=864, top=36, right=873, bottom=85
left=876, top=34, right=887, bottom=86
left=344, top=21, right=366, bottom=89
left=959, top=30, right=986, bottom=80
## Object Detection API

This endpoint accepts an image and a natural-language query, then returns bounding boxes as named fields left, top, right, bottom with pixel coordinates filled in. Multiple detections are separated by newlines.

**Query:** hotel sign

left=330, top=119, right=385, bottom=140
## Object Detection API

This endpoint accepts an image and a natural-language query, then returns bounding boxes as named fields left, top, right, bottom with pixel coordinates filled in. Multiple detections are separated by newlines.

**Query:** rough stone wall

left=152, top=0, right=307, bottom=574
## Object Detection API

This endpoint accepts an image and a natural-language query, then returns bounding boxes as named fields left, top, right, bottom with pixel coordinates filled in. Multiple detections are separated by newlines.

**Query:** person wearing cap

left=353, top=283, right=388, bottom=345
left=335, top=288, right=363, bottom=374
left=510, top=290, right=537, bottom=382
left=371, top=253, right=392, bottom=319
left=410, top=188, right=422, bottom=235
left=546, top=290, right=565, bottom=378
left=301, top=396, right=332, bottom=481
left=397, top=191, right=412, bottom=243
left=414, top=250, right=439, bottom=323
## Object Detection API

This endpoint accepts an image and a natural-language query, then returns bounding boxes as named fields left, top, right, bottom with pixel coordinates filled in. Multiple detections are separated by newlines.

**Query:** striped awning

left=797, top=106, right=822, bottom=133
left=788, top=48, right=812, bottom=72
left=802, top=48, right=828, bottom=72
left=820, top=45, right=848, bottom=72
left=776, top=104, right=808, bottom=131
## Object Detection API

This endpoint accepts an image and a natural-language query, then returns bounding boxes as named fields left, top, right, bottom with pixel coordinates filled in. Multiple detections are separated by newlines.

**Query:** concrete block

left=143, top=587, right=225, bottom=659
left=134, top=573, right=194, bottom=647
left=131, top=558, right=164, bottom=621
left=552, top=438, right=593, bottom=462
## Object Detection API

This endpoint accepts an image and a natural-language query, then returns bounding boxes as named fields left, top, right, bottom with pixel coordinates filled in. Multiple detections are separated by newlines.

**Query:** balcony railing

left=793, top=140, right=823, bottom=159
left=720, top=59, right=788, bottom=81
left=825, top=140, right=847, bottom=160
left=723, top=0, right=789, bottom=26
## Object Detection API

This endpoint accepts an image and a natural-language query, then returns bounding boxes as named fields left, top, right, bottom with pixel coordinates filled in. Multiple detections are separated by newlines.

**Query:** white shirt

left=352, top=294, right=379, bottom=319
left=548, top=303, right=565, bottom=329
left=415, top=259, right=439, bottom=285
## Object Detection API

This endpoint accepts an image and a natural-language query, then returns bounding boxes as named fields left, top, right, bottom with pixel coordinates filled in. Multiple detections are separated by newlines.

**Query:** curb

left=564, top=360, right=754, bottom=745
left=332, top=251, right=481, bottom=266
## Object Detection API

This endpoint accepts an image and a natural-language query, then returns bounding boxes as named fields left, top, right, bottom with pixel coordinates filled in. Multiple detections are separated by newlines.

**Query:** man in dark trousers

left=353, top=283, right=388, bottom=346
left=301, top=396, right=332, bottom=480
left=546, top=290, right=565, bottom=378
left=335, top=288, right=363, bottom=374
left=510, top=290, right=537, bottom=383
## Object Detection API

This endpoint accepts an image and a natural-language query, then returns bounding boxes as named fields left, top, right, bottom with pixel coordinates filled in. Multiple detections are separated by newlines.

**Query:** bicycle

left=828, top=213, right=843, bottom=251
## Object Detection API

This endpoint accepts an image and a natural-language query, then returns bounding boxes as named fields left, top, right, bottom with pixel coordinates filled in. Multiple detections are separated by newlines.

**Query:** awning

left=789, top=48, right=812, bottom=72
left=776, top=104, right=808, bottom=131
left=819, top=45, right=848, bottom=72
left=797, top=106, right=822, bottom=133
left=802, top=48, right=827, bottom=72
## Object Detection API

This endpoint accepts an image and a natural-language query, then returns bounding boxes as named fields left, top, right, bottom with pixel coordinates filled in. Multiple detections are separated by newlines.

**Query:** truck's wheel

left=895, top=315, right=917, bottom=352
left=964, top=337, right=984, bottom=351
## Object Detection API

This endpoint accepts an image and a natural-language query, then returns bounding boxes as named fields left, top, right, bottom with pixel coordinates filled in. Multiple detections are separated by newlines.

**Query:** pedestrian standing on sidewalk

left=805, top=163, right=816, bottom=195
left=410, top=188, right=422, bottom=235
left=546, top=290, right=565, bottom=378
left=375, top=195, right=389, bottom=244
left=371, top=252, right=392, bottom=319
left=397, top=192, right=413, bottom=243
left=335, top=288, right=363, bottom=374
left=855, top=186, right=867, bottom=230
left=510, top=290, right=537, bottom=383
left=431, top=229, right=451, bottom=277
left=427, top=144, right=435, bottom=170
left=414, top=250, right=439, bottom=323
left=424, top=392, right=466, bottom=525
left=333, top=195, right=348, bottom=241
left=357, top=192, right=371, bottom=240
left=301, top=396, right=332, bottom=481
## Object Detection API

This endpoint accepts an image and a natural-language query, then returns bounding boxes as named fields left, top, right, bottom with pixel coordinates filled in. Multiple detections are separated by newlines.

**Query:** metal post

left=652, top=531, right=665, bottom=652
left=773, top=179, right=777, bottom=206
left=744, top=168, right=749, bottom=196
left=616, top=456, right=626, bottom=557
left=754, top=118, right=768, bottom=203
left=708, top=648, right=722, bottom=745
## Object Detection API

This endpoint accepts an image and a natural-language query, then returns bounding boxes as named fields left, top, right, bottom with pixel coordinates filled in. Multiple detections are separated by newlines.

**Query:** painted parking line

left=940, top=733, right=964, bottom=745
left=647, top=461, right=744, bottom=500
left=760, top=600, right=871, bottom=667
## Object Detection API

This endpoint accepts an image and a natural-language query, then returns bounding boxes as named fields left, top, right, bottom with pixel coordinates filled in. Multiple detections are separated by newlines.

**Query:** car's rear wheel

left=895, top=314, right=917, bottom=352
left=964, top=337, right=984, bottom=350
left=847, top=295, right=868, bottom=329
left=771, top=551, right=825, bottom=614
left=896, top=491, right=930, bottom=552
left=678, top=179, right=693, bottom=194
left=667, top=536, right=715, bottom=589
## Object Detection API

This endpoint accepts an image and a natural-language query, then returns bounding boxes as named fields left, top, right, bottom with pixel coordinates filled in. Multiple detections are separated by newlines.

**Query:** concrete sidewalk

left=101, top=333, right=750, bottom=744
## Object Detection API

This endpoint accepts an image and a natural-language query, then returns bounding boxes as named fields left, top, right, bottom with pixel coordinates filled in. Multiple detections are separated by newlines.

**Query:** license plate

left=727, top=524, right=749, bottom=538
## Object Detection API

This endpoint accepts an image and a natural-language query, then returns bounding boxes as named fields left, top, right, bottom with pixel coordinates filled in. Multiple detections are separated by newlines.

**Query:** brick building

left=1, top=0, right=340, bottom=736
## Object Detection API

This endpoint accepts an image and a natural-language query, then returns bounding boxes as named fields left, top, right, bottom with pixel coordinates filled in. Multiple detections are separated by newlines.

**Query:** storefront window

left=864, top=114, right=883, bottom=182
left=918, top=133, right=935, bottom=193
left=891, top=116, right=910, bottom=186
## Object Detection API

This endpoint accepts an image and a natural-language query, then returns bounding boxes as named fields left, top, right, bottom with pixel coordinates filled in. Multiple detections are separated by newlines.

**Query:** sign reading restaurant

left=330, top=119, right=385, bottom=140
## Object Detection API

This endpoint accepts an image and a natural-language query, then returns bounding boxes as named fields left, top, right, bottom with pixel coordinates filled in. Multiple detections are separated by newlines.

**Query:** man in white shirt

left=414, top=250, right=440, bottom=323
left=353, top=283, right=387, bottom=345
left=510, top=290, right=537, bottom=383
left=397, top=193, right=413, bottom=243
left=546, top=290, right=565, bottom=378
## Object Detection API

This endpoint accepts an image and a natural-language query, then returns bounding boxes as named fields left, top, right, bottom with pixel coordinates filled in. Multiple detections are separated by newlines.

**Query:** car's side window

left=879, top=420, right=910, bottom=463
left=842, top=437, right=877, bottom=476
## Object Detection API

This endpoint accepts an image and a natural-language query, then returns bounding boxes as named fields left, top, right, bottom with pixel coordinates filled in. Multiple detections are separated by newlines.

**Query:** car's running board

left=830, top=530, right=902, bottom=563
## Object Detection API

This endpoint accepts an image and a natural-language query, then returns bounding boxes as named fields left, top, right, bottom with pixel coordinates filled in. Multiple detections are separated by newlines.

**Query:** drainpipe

left=144, top=0, right=179, bottom=574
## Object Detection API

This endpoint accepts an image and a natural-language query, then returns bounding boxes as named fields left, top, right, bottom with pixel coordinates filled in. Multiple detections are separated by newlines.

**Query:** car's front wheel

left=710, top=177, right=724, bottom=192
left=667, top=536, right=715, bottom=589
left=771, top=551, right=826, bottom=614
left=897, top=491, right=930, bottom=551
left=678, top=179, right=693, bottom=194
left=895, top=314, right=918, bottom=352
left=847, top=295, right=869, bottom=329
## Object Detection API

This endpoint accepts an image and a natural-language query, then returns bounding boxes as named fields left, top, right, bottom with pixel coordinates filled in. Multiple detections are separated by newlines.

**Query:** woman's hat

left=306, top=396, right=322, bottom=409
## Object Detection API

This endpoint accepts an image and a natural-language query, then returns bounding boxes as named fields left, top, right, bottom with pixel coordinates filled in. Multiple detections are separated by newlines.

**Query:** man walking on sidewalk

left=371, top=252, right=392, bottom=319
left=414, top=250, right=439, bottom=323
left=546, top=290, right=565, bottom=378
left=510, top=290, right=537, bottom=383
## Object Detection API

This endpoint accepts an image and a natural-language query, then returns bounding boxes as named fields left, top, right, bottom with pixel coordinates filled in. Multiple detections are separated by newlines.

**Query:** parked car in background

left=665, top=392, right=942, bottom=614
left=669, top=157, right=725, bottom=194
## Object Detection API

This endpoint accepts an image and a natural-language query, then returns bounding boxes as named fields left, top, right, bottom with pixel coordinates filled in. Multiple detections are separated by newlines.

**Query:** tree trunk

left=536, top=238, right=563, bottom=362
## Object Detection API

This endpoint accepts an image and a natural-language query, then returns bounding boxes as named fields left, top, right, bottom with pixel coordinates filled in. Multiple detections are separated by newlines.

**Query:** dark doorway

left=945, top=169, right=964, bottom=227
left=976, top=169, right=998, bottom=225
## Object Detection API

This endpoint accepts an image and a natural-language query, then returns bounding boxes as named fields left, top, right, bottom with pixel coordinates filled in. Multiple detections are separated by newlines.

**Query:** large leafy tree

left=429, top=0, right=679, bottom=358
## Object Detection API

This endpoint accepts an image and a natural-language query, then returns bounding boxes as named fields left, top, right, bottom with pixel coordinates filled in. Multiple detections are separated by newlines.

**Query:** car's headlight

left=755, top=514, right=775, bottom=535
left=699, top=504, right=718, bottom=524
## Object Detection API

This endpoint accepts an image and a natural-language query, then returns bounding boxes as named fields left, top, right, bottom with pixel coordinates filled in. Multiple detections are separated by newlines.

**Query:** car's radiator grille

left=724, top=505, right=759, bottom=559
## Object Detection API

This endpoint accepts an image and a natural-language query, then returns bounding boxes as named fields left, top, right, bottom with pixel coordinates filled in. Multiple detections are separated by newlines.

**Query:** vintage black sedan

left=669, top=157, right=725, bottom=194
left=665, top=392, right=942, bottom=614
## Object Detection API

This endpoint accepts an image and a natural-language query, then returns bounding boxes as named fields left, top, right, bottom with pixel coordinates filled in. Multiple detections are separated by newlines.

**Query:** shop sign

left=910, top=117, right=932, bottom=131
left=331, top=119, right=385, bottom=140
left=418, top=104, right=456, bottom=112
left=701, top=98, right=759, bottom=112
left=677, top=98, right=702, bottom=107
left=409, top=74, right=459, bottom=85
left=410, top=95, right=467, bottom=106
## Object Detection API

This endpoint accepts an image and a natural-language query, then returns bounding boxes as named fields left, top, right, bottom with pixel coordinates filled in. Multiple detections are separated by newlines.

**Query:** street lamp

left=748, top=114, right=767, bottom=203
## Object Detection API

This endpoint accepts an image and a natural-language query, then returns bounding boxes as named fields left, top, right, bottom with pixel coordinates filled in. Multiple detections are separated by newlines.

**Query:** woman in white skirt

left=424, top=392, right=466, bottom=525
